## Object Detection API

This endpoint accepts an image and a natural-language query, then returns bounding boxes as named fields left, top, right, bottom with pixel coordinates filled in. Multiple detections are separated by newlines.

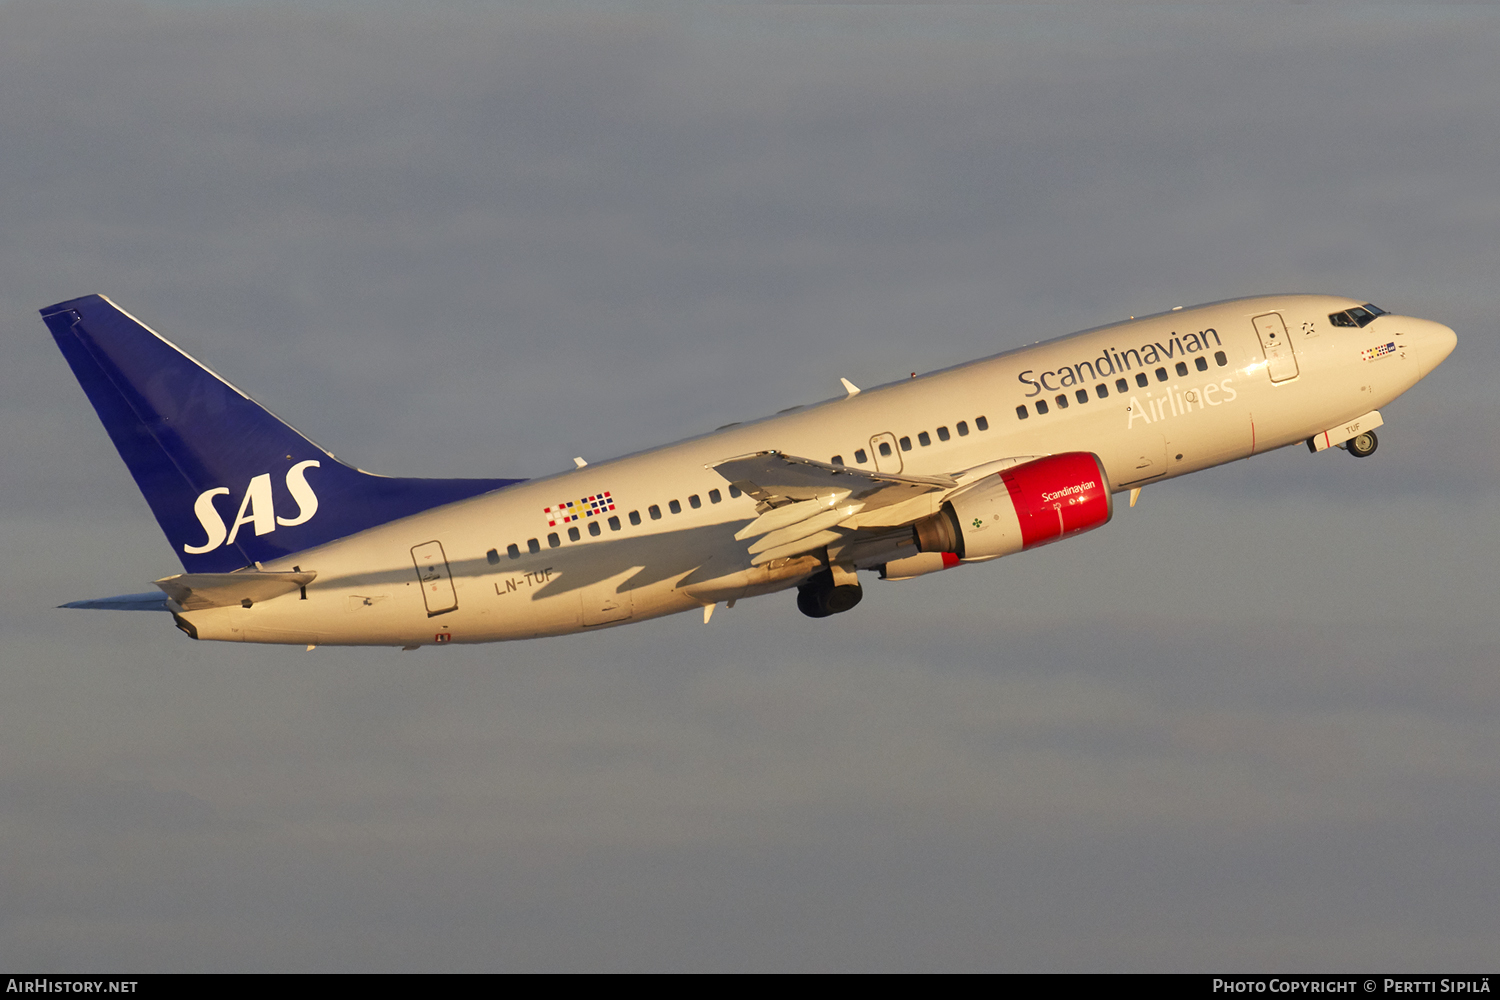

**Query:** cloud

left=2, top=0, right=1499, bottom=970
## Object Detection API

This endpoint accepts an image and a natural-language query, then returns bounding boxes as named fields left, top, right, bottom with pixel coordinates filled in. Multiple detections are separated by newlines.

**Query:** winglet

left=840, top=378, right=860, bottom=398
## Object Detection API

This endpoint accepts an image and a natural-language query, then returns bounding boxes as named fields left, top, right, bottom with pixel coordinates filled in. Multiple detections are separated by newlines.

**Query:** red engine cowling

left=913, top=452, right=1113, bottom=560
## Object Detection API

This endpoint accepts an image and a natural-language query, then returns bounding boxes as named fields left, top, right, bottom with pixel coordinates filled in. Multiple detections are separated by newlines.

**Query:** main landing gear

left=1346, top=430, right=1379, bottom=458
left=796, top=567, right=864, bottom=619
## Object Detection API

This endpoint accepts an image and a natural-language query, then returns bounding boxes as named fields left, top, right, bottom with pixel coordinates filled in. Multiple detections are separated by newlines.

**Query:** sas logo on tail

left=184, top=460, right=320, bottom=554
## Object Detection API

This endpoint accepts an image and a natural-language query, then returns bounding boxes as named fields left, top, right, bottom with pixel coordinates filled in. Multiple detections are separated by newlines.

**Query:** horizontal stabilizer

left=154, top=570, right=316, bottom=610
left=60, top=592, right=171, bottom=611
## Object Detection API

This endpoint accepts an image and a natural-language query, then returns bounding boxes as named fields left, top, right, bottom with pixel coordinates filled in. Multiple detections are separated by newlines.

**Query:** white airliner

left=45, top=293, right=1454, bottom=647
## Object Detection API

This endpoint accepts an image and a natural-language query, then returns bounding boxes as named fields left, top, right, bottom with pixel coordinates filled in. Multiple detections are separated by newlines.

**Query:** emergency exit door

left=1252, top=312, right=1300, bottom=383
left=411, top=540, right=458, bottom=617
left=869, top=432, right=903, bottom=473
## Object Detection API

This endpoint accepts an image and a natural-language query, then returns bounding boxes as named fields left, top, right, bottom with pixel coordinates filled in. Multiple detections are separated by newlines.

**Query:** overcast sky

left=3, top=0, right=1498, bottom=971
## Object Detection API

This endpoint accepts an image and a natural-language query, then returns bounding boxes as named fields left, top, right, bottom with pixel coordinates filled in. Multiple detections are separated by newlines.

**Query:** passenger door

left=1252, top=312, right=1300, bottom=383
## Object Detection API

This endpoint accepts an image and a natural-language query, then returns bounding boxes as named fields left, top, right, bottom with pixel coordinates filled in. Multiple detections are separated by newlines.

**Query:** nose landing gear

left=796, top=567, right=864, bottom=618
left=1347, top=430, right=1379, bottom=457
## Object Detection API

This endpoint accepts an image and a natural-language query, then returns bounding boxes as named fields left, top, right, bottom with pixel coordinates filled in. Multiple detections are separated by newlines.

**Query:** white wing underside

left=710, top=451, right=1037, bottom=565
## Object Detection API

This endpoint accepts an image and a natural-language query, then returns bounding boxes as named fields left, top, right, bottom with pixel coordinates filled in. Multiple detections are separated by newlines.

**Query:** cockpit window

left=1329, top=304, right=1385, bottom=328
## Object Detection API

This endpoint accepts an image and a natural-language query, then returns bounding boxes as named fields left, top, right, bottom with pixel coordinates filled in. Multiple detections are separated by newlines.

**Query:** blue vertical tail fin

left=43, top=295, right=523, bottom=573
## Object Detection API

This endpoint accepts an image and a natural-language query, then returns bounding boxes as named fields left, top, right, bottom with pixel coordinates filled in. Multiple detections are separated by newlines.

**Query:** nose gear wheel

left=1347, top=431, right=1379, bottom=457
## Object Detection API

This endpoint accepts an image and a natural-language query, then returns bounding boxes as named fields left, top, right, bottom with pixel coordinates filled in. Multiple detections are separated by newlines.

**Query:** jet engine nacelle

left=913, top=452, right=1113, bottom=560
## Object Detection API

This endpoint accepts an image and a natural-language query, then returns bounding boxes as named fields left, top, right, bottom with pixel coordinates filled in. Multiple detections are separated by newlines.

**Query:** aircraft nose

left=1418, top=319, right=1458, bottom=371
left=1398, top=314, right=1458, bottom=373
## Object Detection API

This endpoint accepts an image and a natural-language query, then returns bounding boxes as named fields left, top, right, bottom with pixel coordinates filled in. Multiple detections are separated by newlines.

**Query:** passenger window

left=588, top=521, right=601, bottom=537
left=608, top=516, right=620, bottom=531
left=689, top=494, right=701, bottom=509
left=937, top=426, right=950, bottom=441
left=1076, top=389, right=1089, bottom=404
left=709, top=489, right=721, bottom=504
left=1175, top=361, right=1189, bottom=377
left=486, top=548, right=500, bottom=565
left=854, top=449, right=868, bottom=463
left=830, top=456, right=844, bottom=466
left=918, top=431, right=931, bottom=447
left=1155, top=367, right=1168, bottom=382
left=649, top=505, right=661, bottom=520
left=1136, top=372, right=1149, bottom=387
left=899, top=436, right=912, bottom=451
left=1214, top=351, right=1228, bottom=367
left=879, top=442, right=892, bottom=457
left=975, top=416, right=988, bottom=431
left=1056, top=394, right=1069, bottom=410
left=528, top=538, right=541, bottom=554
left=956, top=421, right=969, bottom=436
left=669, top=499, right=682, bottom=514
left=1015, top=405, right=1029, bottom=420
left=568, top=526, right=580, bottom=542
left=507, top=543, right=520, bottom=559
left=1116, top=378, right=1128, bottom=393
left=1036, top=399, right=1050, bottom=415
left=548, top=533, right=560, bottom=548
left=629, top=510, right=642, bottom=526
left=1095, top=383, right=1109, bottom=399
left=729, top=485, right=742, bottom=498
left=1195, top=356, right=1208, bottom=372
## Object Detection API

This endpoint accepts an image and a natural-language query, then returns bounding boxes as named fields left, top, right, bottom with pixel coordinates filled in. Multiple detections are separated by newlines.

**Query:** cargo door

left=1252, top=312, right=1300, bottom=383
left=869, top=432, right=903, bottom=473
left=411, top=540, right=458, bottom=617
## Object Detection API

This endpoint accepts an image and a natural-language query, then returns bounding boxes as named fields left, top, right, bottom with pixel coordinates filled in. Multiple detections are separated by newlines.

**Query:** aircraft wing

left=710, top=451, right=956, bottom=565
left=712, top=451, right=955, bottom=510
left=710, top=452, right=1052, bottom=565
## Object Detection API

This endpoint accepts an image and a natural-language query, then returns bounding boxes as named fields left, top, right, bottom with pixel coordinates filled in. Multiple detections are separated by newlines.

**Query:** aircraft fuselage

left=167, top=293, right=1454, bottom=646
